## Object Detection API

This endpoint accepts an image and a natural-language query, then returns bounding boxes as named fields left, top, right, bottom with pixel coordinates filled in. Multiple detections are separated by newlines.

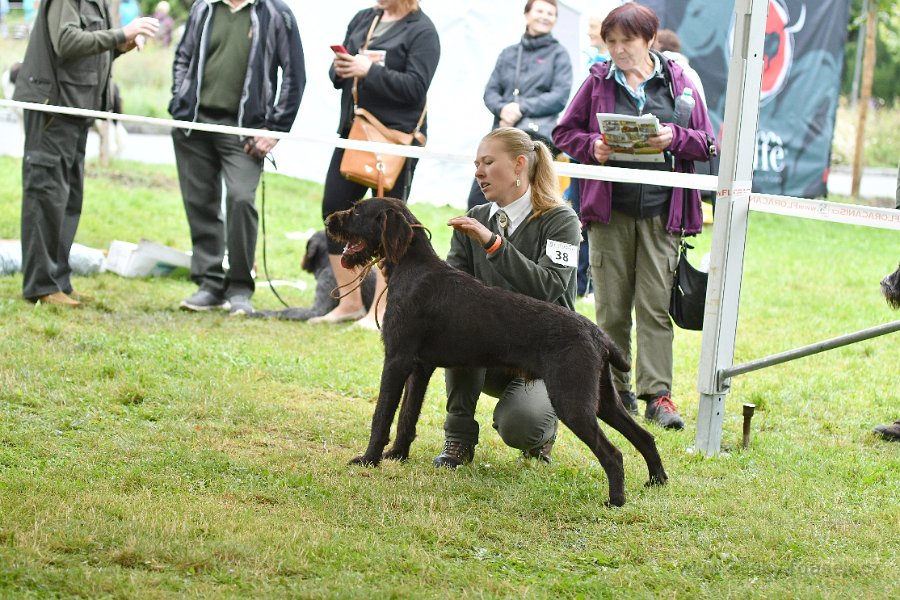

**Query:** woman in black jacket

left=467, top=0, right=572, bottom=209
left=310, top=0, right=440, bottom=330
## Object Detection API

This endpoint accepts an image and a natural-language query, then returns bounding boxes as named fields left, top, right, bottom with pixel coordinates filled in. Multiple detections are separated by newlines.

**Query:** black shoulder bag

left=668, top=194, right=708, bottom=331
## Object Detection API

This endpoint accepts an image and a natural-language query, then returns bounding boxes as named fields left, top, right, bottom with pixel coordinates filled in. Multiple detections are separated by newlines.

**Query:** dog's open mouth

left=341, top=239, right=367, bottom=269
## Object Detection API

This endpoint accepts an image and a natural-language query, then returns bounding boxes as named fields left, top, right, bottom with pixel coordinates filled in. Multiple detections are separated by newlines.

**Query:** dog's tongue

left=341, top=240, right=365, bottom=269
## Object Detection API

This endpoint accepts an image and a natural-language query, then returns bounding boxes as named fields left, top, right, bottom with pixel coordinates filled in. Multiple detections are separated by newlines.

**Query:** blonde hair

left=481, top=128, right=563, bottom=220
left=393, top=0, right=420, bottom=13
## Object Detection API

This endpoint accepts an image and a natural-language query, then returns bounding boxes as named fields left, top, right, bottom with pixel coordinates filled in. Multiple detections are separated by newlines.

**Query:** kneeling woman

left=435, top=127, right=582, bottom=468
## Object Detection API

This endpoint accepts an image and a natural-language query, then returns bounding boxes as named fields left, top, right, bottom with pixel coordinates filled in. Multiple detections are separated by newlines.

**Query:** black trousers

left=321, top=146, right=417, bottom=255
left=172, top=127, right=263, bottom=298
left=20, top=110, right=90, bottom=300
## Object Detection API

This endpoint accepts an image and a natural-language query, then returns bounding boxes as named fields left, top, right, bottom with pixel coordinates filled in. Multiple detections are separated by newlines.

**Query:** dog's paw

left=645, top=472, right=668, bottom=487
left=604, top=495, right=626, bottom=508
left=348, top=455, right=380, bottom=467
left=382, top=448, right=409, bottom=462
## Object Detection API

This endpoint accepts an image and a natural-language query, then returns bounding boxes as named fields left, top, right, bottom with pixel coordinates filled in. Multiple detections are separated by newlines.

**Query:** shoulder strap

left=513, top=43, right=523, bottom=99
left=351, top=13, right=381, bottom=109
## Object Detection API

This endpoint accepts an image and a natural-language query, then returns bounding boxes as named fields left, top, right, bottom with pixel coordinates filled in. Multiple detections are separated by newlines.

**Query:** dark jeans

left=321, top=146, right=418, bottom=255
left=172, top=126, right=263, bottom=299
left=20, top=110, right=90, bottom=300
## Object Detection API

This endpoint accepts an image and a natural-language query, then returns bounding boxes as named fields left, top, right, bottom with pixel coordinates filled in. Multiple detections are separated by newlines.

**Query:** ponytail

left=481, top=128, right=564, bottom=221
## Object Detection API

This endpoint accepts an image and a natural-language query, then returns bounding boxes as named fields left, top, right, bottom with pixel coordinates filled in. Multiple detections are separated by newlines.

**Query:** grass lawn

left=0, top=156, right=898, bottom=598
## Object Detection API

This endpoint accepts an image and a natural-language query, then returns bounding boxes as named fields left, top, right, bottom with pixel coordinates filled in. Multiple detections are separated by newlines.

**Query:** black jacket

left=330, top=8, right=440, bottom=135
left=483, top=33, right=572, bottom=128
left=168, top=0, right=306, bottom=132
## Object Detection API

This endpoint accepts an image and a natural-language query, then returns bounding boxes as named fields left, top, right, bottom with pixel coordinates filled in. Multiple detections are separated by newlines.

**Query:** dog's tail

left=593, top=328, right=631, bottom=372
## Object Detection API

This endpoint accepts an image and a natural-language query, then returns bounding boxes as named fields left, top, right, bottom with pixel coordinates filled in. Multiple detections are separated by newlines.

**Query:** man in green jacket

left=13, top=0, right=157, bottom=307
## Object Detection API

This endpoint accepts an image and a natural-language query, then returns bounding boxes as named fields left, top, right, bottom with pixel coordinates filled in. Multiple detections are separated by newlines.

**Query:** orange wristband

left=485, top=234, right=502, bottom=255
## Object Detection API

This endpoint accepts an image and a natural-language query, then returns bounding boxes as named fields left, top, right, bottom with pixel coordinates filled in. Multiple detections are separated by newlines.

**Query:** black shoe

left=180, top=290, right=227, bottom=311
left=643, top=391, right=685, bottom=430
left=522, top=435, right=555, bottom=464
left=618, top=391, right=639, bottom=416
left=432, top=440, right=475, bottom=468
left=227, top=295, right=254, bottom=316
left=873, top=419, right=900, bottom=442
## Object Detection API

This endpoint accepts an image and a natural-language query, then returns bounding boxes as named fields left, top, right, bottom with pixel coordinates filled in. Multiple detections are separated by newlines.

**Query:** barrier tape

left=0, top=99, right=718, bottom=191
left=749, top=193, right=900, bottom=231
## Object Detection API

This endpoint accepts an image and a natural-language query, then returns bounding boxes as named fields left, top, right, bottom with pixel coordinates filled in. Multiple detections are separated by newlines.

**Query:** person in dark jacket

left=466, top=0, right=572, bottom=209
left=553, top=3, right=718, bottom=430
left=308, top=0, right=440, bottom=330
left=169, top=0, right=305, bottom=316
left=14, top=0, right=158, bottom=307
left=433, top=127, right=582, bottom=469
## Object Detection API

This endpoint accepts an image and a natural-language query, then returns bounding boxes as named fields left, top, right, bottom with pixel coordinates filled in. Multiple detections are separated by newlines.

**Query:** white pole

left=694, top=0, right=767, bottom=456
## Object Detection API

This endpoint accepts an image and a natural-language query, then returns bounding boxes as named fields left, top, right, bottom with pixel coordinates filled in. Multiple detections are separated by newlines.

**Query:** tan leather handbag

left=338, top=14, right=426, bottom=196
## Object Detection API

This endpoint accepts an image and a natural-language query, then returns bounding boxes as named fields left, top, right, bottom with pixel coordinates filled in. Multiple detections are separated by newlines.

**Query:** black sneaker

left=228, top=295, right=254, bottom=316
left=618, top=391, right=639, bottom=416
left=180, top=290, right=227, bottom=311
left=873, top=419, right=900, bottom=442
left=521, top=435, right=555, bottom=464
left=643, top=391, right=685, bottom=430
left=432, top=440, right=475, bottom=468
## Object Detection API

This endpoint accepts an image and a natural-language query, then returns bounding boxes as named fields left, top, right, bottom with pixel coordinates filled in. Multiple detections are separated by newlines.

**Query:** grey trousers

left=588, top=211, right=680, bottom=396
left=20, top=110, right=90, bottom=300
left=444, top=367, right=558, bottom=450
left=172, top=126, right=263, bottom=298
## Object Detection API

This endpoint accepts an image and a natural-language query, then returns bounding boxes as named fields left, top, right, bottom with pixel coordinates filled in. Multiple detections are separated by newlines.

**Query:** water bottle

left=673, top=88, right=695, bottom=128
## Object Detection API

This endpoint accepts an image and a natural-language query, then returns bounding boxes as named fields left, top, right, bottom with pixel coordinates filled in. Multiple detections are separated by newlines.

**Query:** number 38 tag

left=546, top=240, right=578, bottom=267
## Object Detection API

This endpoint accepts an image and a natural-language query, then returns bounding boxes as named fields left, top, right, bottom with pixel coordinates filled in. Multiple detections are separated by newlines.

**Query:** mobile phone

left=330, top=44, right=349, bottom=54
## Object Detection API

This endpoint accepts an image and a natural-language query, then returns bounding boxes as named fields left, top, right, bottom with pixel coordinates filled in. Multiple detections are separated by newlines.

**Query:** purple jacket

left=553, top=54, right=717, bottom=234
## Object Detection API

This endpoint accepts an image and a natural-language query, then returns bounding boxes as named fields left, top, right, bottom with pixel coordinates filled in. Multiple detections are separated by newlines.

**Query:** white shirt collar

left=489, top=187, right=532, bottom=236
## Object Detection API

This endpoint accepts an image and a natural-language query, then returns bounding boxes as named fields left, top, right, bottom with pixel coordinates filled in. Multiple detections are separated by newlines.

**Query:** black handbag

left=669, top=194, right=708, bottom=331
left=669, top=239, right=708, bottom=330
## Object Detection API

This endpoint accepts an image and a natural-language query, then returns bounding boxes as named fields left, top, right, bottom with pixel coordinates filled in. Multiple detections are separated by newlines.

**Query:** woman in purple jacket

left=553, top=3, right=717, bottom=430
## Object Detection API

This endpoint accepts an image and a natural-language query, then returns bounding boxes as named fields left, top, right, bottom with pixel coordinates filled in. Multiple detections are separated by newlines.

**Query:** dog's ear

left=380, top=207, right=414, bottom=264
left=301, top=233, right=319, bottom=272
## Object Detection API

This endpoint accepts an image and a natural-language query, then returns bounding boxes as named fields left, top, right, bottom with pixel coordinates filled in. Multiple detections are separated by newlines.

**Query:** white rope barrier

left=748, top=193, right=900, bottom=231
left=0, top=99, right=719, bottom=191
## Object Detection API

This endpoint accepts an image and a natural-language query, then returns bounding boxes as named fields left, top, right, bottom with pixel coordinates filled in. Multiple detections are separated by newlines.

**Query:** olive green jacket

left=447, top=203, right=581, bottom=311
left=13, top=0, right=126, bottom=111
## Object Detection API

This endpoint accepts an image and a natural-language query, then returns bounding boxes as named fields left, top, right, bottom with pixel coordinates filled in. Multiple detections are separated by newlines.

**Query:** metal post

left=694, top=0, right=767, bottom=456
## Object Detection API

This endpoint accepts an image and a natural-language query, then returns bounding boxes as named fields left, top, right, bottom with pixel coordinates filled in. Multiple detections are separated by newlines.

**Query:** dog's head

left=881, top=262, right=900, bottom=310
left=301, top=230, right=330, bottom=274
left=324, top=197, right=419, bottom=269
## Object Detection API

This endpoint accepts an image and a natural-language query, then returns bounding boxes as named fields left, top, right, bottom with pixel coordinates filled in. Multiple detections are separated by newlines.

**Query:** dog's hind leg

left=350, top=355, right=414, bottom=467
left=547, top=377, right=627, bottom=507
left=383, top=363, right=436, bottom=462
left=596, top=365, right=668, bottom=487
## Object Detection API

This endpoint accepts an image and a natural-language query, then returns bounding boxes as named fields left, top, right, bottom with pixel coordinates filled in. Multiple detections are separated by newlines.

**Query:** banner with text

left=638, top=0, right=852, bottom=198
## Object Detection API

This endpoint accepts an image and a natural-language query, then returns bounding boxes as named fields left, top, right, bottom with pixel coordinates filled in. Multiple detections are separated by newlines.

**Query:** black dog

left=253, top=230, right=375, bottom=320
left=324, top=198, right=667, bottom=507
left=882, top=262, right=900, bottom=310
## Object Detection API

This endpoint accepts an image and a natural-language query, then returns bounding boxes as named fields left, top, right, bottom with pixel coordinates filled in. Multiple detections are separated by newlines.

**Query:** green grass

left=0, top=155, right=898, bottom=598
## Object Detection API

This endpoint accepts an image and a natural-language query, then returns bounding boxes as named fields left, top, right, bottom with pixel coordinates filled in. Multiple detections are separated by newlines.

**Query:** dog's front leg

left=349, top=358, right=411, bottom=466
left=383, top=363, right=436, bottom=461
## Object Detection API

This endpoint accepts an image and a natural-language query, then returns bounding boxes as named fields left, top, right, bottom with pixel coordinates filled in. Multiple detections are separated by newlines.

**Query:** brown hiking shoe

left=522, top=435, right=555, bottom=464
left=35, top=291, right=81, bottom=308
left=873, top=419, right=900, bottom=442
left=432, top=440, right=475, bottom=468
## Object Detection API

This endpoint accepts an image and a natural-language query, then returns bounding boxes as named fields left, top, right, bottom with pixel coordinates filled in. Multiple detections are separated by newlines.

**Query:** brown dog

left=324, top=198, right=667, bottom=507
